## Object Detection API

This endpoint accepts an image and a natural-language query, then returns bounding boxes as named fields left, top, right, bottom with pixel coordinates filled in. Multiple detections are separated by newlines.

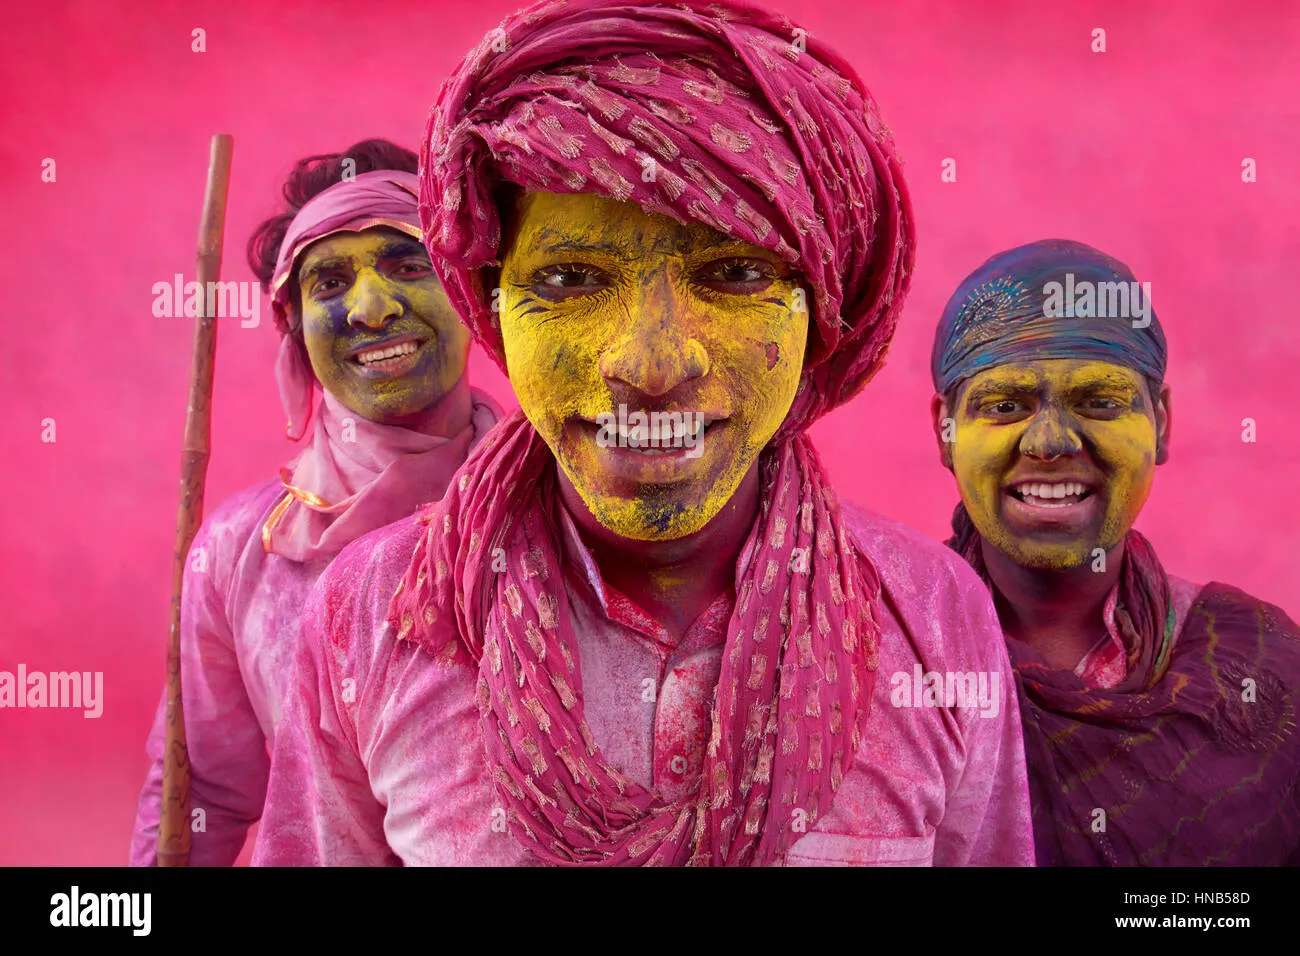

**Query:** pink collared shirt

left=253, top=500, right=1035, bottom=866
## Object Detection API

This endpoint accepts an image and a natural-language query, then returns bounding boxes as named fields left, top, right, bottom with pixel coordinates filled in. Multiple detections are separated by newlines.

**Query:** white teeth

left=616, top=417, right=707, bottom=447
left=357, top=341, right=419, bottom=364
left=1014, top=481, right=1090, bottom=504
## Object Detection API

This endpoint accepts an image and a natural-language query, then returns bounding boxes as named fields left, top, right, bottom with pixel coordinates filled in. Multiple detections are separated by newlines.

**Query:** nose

left=1019, top=406, right=1084, bottom=460
left=347, top=269, right=404, bottom=330
left=598, top=269, right=709, bottom=396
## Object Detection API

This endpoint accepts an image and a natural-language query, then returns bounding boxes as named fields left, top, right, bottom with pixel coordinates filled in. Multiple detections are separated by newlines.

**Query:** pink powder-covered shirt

left=253, top=498, right=1034, bottom=866
left=130, top=392, right=500, bottom=866
left=131, top=478, right=323, bottom=866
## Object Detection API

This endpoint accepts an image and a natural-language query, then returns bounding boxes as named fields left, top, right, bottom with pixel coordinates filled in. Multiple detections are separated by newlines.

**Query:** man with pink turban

left=255, top=1, right=1033, bottom=866
left=130, top=141, right=500, bottom=865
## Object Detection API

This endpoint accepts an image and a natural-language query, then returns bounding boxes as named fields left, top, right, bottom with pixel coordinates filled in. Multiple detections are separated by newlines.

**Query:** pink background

left=2, top=0, right=1296, bottom=865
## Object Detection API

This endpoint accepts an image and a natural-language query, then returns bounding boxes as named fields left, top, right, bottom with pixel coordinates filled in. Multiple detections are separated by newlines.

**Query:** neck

left=558, top=461, right=762, bottom=642
left=380, top=375, right=474, bottom=438
left=981, top=537, right=1123, bottom=671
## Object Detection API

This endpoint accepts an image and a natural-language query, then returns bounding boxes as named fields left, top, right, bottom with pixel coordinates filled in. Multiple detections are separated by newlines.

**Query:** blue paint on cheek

left=304, top=299, right=354, bottom=364
left=322, top=297, right=352, bottom=336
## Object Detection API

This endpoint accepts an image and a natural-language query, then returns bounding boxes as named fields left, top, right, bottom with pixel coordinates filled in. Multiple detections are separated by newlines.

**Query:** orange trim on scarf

left=260, top=469, right=336, bottom=552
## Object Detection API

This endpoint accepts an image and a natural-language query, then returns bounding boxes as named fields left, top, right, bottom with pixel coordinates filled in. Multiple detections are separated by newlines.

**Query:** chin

left=380, top=391, right=445, bottom=422
left=580, top=486, right=716, bottom=542
left=639, top=501, right=715, bottom=541
left=1003, top=539, right=1095, bottom=572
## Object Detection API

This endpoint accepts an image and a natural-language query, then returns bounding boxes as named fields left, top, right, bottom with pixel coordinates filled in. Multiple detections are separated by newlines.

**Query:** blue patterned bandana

left=931, top=239, right=1167, bottom=394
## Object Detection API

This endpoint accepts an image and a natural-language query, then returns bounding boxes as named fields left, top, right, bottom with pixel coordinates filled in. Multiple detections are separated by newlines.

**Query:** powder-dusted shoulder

left=839, top=500, right=991, bottom=609
left=837, top=498, right=1010, bottom=685
left=190, top=477, right=286, bottom=587
left=1193, top=579, right=1300, bottom=640
left=314, top=514, right=423, bottom=599
left=202, top=476, right=285, bottom=541
left=322, top=511, right=425, bottom=589
left=303, top=513, right=425, bottom=662
left=828, top=499, right=1033, bottom=865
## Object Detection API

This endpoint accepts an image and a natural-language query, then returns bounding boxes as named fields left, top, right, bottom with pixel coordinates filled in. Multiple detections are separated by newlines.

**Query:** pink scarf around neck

left=263, top=382, right=501, bottom=562
left=387, top=411, right=882, bottom=865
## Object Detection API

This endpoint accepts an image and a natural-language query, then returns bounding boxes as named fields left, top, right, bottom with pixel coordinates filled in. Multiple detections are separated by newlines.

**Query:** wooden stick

left=158, top=134, right=234, bottom=867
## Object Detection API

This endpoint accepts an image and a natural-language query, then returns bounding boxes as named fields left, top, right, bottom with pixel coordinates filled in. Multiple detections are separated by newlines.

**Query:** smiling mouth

left=565, top=416, right=726, bottom=486
left=579, top=413, right=724, bottom=453
left=352, top=339, right=421, bottom=366
left=620, top=416, right=712, bottom=454
left=1007, top=481, right=1094, bottom=509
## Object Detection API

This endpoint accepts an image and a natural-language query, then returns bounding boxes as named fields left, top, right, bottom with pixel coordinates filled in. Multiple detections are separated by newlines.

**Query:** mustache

left=336, top=323, right=434, bottom=352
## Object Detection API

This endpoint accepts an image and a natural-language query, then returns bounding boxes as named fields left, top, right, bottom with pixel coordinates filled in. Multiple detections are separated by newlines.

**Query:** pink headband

left=268, top=170, right=421, bottom=439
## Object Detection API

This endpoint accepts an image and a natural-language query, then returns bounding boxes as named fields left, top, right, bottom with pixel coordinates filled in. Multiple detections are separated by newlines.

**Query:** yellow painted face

left=297, top=227, right=470, bottom=423
left=949, top=359, right=1160, bottom=569
left=498, top=192, right=810, bottom=541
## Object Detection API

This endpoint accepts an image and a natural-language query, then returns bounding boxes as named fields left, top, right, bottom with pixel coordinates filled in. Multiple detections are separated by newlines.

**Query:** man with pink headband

left=130, top=141, right=500, bottom=865
left=255, top=2, right=1033, bottom=866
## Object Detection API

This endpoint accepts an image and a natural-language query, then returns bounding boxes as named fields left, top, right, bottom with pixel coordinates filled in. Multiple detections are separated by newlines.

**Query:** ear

left=1154, top=381, right=1172, bottom=465
left=931, top=392, right=955, bottom=472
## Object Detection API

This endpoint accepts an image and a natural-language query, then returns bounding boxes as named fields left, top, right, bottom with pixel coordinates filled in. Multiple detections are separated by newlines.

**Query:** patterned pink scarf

left=389, top=0, right=916, bottom=865
left=390, top=412, right=881, bottom=865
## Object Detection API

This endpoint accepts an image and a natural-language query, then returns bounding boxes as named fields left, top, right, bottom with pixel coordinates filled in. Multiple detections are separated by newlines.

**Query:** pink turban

left=269, top=170, right=422, bottom=440
left=420, top=0, right=916, bottom=436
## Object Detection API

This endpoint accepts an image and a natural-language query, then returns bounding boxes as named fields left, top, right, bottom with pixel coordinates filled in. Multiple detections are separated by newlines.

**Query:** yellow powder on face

left=950, top=359, right=1159, bottom=570
left=498, top=191, right=809, bottom=541
left=298, top=229, right=469, bottom=422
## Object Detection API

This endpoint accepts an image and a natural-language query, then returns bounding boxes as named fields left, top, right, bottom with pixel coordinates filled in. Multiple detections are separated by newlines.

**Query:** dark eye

left=985, top=399, right=1027, bottom=417
left=1082, top=397, right=1125, bottom=416
left=394, top=259, right=433, bottom=277
left=696, top=257, right=774, bottom=292
left=313, top=276, right=347, bottom=296
left=532, top=264, right=609, bottom=300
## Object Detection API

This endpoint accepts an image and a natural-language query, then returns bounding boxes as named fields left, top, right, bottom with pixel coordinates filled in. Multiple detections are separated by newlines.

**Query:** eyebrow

left=963, top=378, right=1039, bottom=406
left=531, top=238, right=632, bottom=258
left=525, top=227, right=767, bottom=260
left=297, top=257, right=351, bottom=285
left=1069, top=374, right=1140, bottom=393
left=376, top=239, right=429, bottom=259
left=299, top=242, right=430, bottom=282
left=963, top=373, right=1142, bottom=409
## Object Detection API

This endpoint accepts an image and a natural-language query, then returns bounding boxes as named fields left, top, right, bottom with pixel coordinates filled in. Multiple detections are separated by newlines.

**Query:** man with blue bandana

left=930, top=238, right=1300, bottom=865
